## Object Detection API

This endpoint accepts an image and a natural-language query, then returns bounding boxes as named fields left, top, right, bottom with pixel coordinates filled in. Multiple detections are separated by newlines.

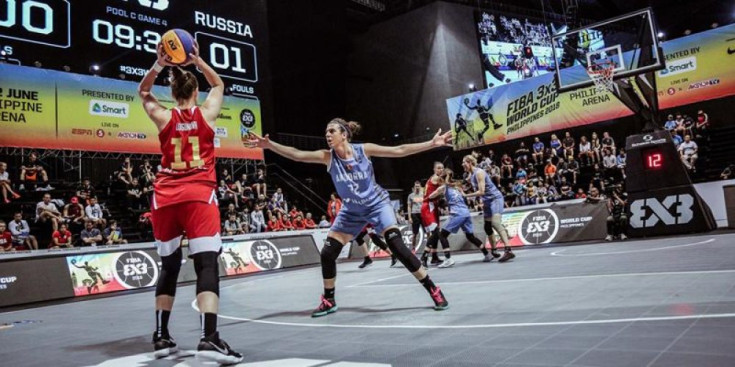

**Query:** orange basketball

left=161, top=29, right=195, bottom=64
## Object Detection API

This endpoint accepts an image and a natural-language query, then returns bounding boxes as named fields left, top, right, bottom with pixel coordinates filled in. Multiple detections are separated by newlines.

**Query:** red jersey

left=154, top=106, right=217, bottom=209
left=0, top=231, right=12, bottom=250
left=53, top=230, right=72, bottom=244
left=423, top=176, right=441, bottom=202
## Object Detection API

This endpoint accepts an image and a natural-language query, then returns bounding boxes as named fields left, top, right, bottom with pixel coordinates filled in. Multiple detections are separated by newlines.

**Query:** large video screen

left=0, top=0, right=267, bottom=98
left=474, top=11, right=605, bottom=88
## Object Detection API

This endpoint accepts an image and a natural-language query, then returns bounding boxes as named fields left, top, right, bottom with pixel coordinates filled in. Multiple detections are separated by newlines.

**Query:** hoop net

left=587, top=62, right=616, bottom=93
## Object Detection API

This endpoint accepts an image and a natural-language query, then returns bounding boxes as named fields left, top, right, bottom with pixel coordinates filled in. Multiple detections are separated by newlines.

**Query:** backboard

left=551, top=8, right=664, bottom=92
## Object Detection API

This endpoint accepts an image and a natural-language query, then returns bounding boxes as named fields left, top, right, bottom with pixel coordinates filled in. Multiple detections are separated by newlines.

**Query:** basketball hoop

left=587, top=61, right=616, bottom=93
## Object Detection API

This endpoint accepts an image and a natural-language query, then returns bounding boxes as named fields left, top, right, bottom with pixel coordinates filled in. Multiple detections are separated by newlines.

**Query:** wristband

left=152, top=62, right=164, bottom=73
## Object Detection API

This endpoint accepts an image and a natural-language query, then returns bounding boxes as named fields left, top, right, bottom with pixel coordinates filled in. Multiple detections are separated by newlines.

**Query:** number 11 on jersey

left=171, top=136, right=204, bottom=170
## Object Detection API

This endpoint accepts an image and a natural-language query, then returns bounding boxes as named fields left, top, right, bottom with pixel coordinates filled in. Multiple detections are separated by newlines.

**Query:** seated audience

left=51, top=223, right=74, bottom=249
left=85, top=197, right=107, bottom=228
left=36, top=193, right=63, bottom=231
left=80, top=220, right=103, bottom=246
left=0, top=221, right=14, bottom=252
left=0, top=162, right=21, bottom=203
left=104, top=220, right=127, bottom=245
left=9, top=212, right=38, bottom=250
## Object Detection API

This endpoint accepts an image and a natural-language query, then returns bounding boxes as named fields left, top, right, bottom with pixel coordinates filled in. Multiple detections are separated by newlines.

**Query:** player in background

left=419, top=162, right=451, bottom=268
left=247, top=120, right=452, bottom=316
left=462, top=155, right=514, bottom=262
left=138, top=42, right=242, bottom=364
left=354, top=224, right=396, bottom=269
left=406, top=181, right=424, bottom=251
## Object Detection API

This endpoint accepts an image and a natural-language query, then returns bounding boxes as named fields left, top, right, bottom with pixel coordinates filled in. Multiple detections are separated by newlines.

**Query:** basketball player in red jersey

left=419, top=162, right=451, bottom=267
left=138, top=42, right=242, bottom=364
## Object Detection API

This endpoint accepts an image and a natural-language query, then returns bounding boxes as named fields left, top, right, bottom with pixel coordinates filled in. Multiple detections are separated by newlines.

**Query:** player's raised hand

left=431, top=129, right=453, bottom=147
left=245, top=133, right=272, bottom=149
left=156, top=42, right=176, bottom=67
left=183, top=41, right=201, bottom=67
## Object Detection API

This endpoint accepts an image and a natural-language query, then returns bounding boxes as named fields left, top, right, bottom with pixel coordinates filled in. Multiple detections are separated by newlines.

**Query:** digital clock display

left=0, top=0, right=267, bottom=98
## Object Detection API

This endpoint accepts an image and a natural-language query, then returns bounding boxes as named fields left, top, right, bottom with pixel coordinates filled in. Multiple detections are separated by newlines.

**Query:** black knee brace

left=385, top=228, right=421, bottom=272
left=369, top=233, right=389, bottom=251
left=354, top=230, right=367, bottom=246
left=484, top=221, right=494, bottom=236
left=193, top=252, right=220, bottom=296
left=155, top=247, right=182, bottom=297
left=439, top=233, right=450, bottom=249
left=321, top=237, right=344, bottom=279
left=465, top=233, right=483, bottom=247
left=440, top=229, right=451, bottom=239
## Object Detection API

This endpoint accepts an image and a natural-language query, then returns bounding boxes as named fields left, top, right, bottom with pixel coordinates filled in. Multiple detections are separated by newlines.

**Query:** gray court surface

left=2, top=233, right=735, bottom=367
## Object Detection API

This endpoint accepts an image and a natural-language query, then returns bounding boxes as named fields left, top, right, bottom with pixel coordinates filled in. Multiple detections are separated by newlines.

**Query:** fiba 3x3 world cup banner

left=448, top=23, right=735, bottom=150
left=0, top=63, right=263, bottom=159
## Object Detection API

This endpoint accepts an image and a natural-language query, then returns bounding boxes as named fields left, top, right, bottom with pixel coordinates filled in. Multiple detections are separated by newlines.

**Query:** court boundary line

left=550, top=238, right=716, bottom=257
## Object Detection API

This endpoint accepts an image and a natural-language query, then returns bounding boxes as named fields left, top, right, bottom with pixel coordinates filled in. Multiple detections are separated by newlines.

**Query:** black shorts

left=411, top=213, right=422, bottom=234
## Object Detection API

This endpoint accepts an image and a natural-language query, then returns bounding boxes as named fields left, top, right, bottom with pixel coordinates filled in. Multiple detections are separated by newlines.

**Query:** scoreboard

left=0, top=0, right=267, bottom=97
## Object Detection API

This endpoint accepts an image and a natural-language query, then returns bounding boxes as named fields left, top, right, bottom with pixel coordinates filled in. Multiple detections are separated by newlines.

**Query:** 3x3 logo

left=629, top=194, right=694, bottom=228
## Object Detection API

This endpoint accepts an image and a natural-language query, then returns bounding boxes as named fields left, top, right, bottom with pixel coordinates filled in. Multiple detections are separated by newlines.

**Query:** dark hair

left=328, top=118, right=361, bottom=141
left=170, top=66, right=198, bottom=102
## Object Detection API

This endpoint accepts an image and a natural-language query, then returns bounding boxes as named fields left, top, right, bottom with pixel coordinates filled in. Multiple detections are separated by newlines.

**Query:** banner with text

left=0, top=64, right=263, bottom=159
left=66, top=250, right=160, bottom=297
left=448, top=24, right=735, bottom=150
left=220, top=235, right=320, bottom=276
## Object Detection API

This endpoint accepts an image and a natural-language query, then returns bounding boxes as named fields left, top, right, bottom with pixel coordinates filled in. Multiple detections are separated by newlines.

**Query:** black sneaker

left=358, top=257, right=373, bottom=269
left=430, top=286, right=449, bottom=311
left=311, top=295, right=338, bottom=318
left=390, top=255, right=398, bottom=268
left=421, top=257, right=428, bottom=269
left=152, top=332, right=178, bottom=358
left=498, top=250, right=515, bottom=263
left=430, top=257, right=442, bottom=266
left=196, top=331, right=243, bottom=365
left=490, top=250, right=501, bottom=259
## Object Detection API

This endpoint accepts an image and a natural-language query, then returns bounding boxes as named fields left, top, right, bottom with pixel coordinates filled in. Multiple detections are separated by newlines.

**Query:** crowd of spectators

left=663, top=109, right=710, bottom=172
left=477, top=12, right=552, bottom=46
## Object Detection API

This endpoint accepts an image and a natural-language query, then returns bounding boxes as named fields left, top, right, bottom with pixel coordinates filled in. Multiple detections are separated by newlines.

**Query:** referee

left=407, top=181, right=424, bottom=251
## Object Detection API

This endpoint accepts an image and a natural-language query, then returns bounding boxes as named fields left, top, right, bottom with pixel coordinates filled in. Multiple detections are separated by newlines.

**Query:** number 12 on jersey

left=171, top=136, right=204, bottom=170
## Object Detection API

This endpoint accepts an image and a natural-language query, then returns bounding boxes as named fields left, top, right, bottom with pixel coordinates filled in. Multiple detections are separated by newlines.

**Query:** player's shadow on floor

left=65, top=335, right=151, bottom=358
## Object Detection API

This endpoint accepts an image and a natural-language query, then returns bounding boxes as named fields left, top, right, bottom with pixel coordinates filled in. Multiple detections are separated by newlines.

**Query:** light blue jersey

left=445, top=186, right=470, bottom=217
left=470, top=167, right=503, bottom=202
left=328, top=144, right=389, bottom=208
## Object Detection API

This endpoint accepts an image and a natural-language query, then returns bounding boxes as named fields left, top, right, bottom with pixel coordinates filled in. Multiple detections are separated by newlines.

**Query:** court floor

left=2, top=233, right=735, bottom=366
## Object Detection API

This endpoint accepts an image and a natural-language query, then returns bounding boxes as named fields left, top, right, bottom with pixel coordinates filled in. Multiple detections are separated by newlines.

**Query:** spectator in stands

left=318, top=215, right=330, bottom=228
left=80, top=220, right=103, bottom=246
left=683, top=115, right=695, bottom=137
left=500, top=154, right=514, bottom=178
left=63, top=196, right=86, bottom=232
left=591, top=164, right=605, bottom=191
left=549, top=134, right=562, bottom=157
left=221, top=168, right=233, bottom=183
left=515, top=142, right=530, bottom=167
left=674, top=113, right=686, bottom=136
left=239, top=208, right=252, bottom=231
left=590, top=132, right=602, bottom=164
left=0, top=221, right=14, bottom=252
left=721, top=164, right=735, bottom=180
left=138, top=211, right=153, bottom=240
left=117, top=157, right=134, bottom=185
left=289, top=205, right=303, bottom=221
left=223, top=203, right=238, bottom=220
left=139, top=160, right=156, bottom=189
left=279, top=212, right=294, bottom=231
left=250, top=206, right=266, bottom=232
left=512, top=179, right=526, bottom=206
left=678, top=134, right=698, bottom=171
left=50, top=223, right=74, bottom=249
left=9, top=212, right=37, bottom=249
left=76, top=178, right=95, bottom=205
left=103, top=220, right=127, bottom=245
left=559, top=178, right=574, bottom=200
left=304, top=212, right=317, bottom=229
left=671, top=130, right=683, bottom=147
left=486, top=149, right=495, bottom=165
left=566, top=156, right=580, bottom=185
left=253, top=168, right=267, bottom=197
left=617, top=148, right=627, bottom=179
left=696, top=109, right=710, bottom=134
left=0, top=162, right=21, bottom=204
left=606, top=185, right=628, bottom=241
left=218, top=179, right=240, bottom=208
left=544, top=159, right=557, bottom=185
left=562, top=131, right=575, bottom=158
left=515, top=166, right=527, bottom=180
left=267, top=213, right=282, bottom=231
left=575, top=188, right=587, bottom=199
left=526, top=164, right=539, bottom=184
left=601, top=132, right=616, bottom=155
left=577, top=136, right=591, bottom=166
left=85, top=197, right=106, bottom=228
left=536, top=182, right=548, bottom=204
left=602, top=148, right=617, bottom=175
left=478, top=152, right=491, bottom=170
left=224, top=213, right=242, bottom=236
left=532, top=137, right=545, bottom=164
left=664, top=114, right=677, bottom=132
left=36, top=192, right=63, bottom=232
left=526, top=181, right=538, bottom=205
left=546, top=182, right=559, bottom=202
left=126, top=177, right=144, bottom=210
left=585, top=186, right=605, bottom=204
left=327, top=193, right=342, bottom=223
left=292, top=214, right=306, bottom=230
left=20, top=152, right=53, bottom=191
left=488, top=162, right=501, bottom=187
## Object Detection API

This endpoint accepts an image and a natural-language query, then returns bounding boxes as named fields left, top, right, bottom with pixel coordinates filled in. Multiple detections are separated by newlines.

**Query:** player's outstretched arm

left=246, top=133, right=330, bottom=165
left=363, top=129, right=452, bottom=158
left=138, top=43, right=174, bottom=131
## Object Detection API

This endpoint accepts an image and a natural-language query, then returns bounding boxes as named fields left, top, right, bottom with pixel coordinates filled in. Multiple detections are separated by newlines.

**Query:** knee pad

left=193, top=252, right=220, bottom=296
left=155, top=247, right=183, bottom=297
left=369, top=233, right=388, bottom=251
left=484, top=221, right=494, bottom=236
left=440, top=229, right=450, bottom=239
left=320, top=237, right=344, bottom=279
left=385, top=228, right=421, bottom=272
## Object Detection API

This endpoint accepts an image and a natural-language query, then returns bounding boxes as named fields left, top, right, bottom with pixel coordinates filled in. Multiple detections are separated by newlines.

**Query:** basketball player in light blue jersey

left=462, top=154, right=515, bottom=262
left=247, top=118, right=452, bottom=316
left=427, top=169, right=494, bottom=267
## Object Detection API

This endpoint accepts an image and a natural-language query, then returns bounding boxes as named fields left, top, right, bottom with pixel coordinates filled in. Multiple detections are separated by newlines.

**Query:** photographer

left=605, top=185, right=628, bottom=241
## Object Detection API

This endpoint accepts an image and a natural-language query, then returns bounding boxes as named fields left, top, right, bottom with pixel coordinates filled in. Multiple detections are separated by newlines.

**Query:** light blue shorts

left=331, top=199, right=396, bottom=238
left=482, top=198, right=504, bottom=218
left=443, top=214, right=473, bottom=234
